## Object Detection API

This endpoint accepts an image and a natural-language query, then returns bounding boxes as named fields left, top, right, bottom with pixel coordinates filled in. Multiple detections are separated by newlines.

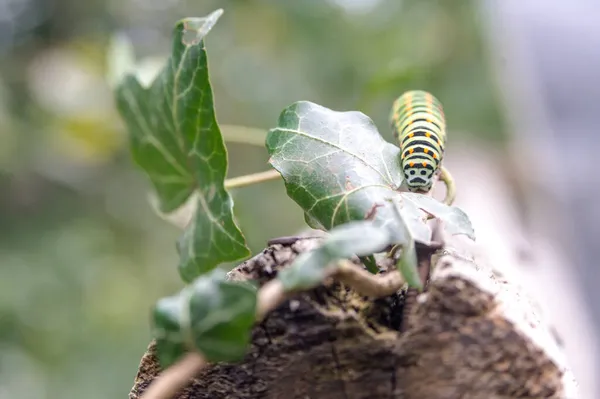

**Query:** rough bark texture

left=129, top=234, right=571, bottom=399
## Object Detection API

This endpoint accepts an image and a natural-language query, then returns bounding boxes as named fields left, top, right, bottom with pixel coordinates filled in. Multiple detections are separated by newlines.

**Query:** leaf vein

left=122, top=86, right=189, bottom=176
left=171, top=46, right=192, bottom=153
left=329, top=184, right=390, bottom=228
left=143, top=135, right=189, bottom=176
left=276, top=128, right=390, bottom=183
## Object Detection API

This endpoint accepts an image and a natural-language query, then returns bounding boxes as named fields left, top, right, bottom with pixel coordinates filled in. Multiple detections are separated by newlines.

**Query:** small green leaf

left=266, top=101, right=475, bottom=243
left=115, top=9, right=250, bottom=281
left=389, top=197, right=422, bottom=289
left=304, top=212, right=325, bottom=230
left=279, top=250, right=332, bottom=292
left=320, top=222, right=391, bottom=256
left=397, top=240, right=421, bottom=289
left=393, top=197, right=432, bottom=244
left=152, top=295, right=187, bottom=369
left=152, top=268, right=257, bottom=367
left=403, top=193, right=476, bottom=240
left=278, top=221, right=393, bottom=291
left=359, top=255, right=379, bottom=274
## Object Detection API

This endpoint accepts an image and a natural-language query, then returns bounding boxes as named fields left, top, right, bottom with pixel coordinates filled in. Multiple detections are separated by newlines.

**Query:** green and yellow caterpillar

left=390, top=90, right=455, bottom=205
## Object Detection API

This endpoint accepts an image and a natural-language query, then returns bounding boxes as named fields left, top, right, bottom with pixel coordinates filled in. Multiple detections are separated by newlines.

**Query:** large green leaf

left=152, top=268, right=258, bottom=368
left=265, top=101, right=475, bottom=243
left=115, top=9, right=250, bottom=281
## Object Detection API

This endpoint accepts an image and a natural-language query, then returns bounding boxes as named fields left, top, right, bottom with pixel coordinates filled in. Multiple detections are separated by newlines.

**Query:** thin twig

left=401, top=220, right=445, bottom=332
left=400, top=249, right=433, bottom=333
left=333, top=260, right=405, bottom=297
left=140, top=352, right=207, bottom=399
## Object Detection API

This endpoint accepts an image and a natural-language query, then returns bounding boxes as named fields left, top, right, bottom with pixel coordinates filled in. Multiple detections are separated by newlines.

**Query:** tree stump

left=129, top=233, right=576, bottom=399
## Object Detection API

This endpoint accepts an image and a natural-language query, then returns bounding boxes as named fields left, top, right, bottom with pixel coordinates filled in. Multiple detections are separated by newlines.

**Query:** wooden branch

left=129, top=233, right=577, bottom=399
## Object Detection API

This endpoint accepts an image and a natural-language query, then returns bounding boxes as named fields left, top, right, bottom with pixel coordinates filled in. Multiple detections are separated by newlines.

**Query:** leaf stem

left=221, top=124, right=268, bottom=147
left=439, top=166, right=456, bottom=206
left=224, top=169, right=281, bottom=190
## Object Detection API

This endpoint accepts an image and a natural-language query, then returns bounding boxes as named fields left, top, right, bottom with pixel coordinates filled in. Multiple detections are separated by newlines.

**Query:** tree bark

left=129, top=233, right=575, bottom=399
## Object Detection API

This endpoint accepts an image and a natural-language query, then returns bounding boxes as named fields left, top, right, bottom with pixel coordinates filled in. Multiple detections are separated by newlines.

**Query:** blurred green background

left=0, top=0, right=504, bottom=397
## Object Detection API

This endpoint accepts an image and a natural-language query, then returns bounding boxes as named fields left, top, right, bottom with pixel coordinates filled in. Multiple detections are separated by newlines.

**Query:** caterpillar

left=390, top=90, right=454, bottom=203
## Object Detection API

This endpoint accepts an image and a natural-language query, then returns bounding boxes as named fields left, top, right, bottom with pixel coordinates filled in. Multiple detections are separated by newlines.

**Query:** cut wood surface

left=131, top=142, right=578, bottom=399
left=129, top=234, right=572, bottom=399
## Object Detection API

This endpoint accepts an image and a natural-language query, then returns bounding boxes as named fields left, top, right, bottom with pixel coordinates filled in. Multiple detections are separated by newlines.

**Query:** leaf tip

left=106, top=32, right=137, bottom=89
left=178, top=9, right=224, bottom=46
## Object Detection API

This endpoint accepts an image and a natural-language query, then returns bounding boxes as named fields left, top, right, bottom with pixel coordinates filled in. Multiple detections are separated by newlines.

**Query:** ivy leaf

left=266, top=101, right=404, bottom=229
left=106, top=33, right=136, bottom=89
left=397, top=240, right=420, bottom=289
left=115, top=9, right=250, bottom=281
left=360, top=255, right=379, bottom=274
left=152, top=295, right=187, bottom=368
left=304, top=212, right=325, bottom=230
left=388, top=198, right=422, bottom=289
left=152, top=268, right=257, bottom=368
left=402, top=193, right=476, bottom=240
left=278, top=220, right=394, bottom=291
left=266, top=101, right=475, bottom=243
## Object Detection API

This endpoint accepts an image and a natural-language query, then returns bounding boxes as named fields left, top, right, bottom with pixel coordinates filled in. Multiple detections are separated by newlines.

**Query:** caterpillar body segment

left=390, top=90, right=449, bottom=196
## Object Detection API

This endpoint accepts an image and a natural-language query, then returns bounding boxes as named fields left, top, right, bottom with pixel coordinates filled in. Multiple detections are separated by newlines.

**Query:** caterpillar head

left=404, top=165, right=435, bottom=192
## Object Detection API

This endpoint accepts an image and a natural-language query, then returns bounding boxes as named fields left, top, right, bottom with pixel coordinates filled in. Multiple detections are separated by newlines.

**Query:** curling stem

left=440, top=166, right=456, bottom=206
